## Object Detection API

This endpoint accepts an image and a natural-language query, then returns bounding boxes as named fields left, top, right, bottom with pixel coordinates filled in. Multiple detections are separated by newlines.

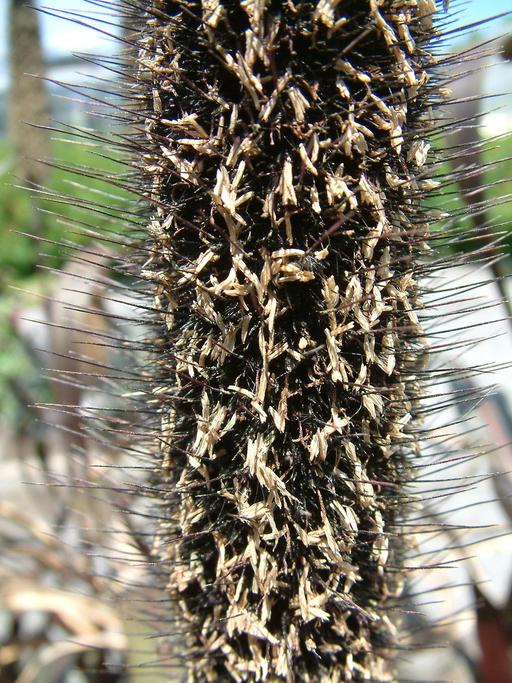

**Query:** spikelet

left=22, top=1, right=512, bottom=681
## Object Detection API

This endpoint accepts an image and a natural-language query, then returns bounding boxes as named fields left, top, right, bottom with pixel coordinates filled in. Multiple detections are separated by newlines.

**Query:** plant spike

left=131, top=1, right=441, bottom=680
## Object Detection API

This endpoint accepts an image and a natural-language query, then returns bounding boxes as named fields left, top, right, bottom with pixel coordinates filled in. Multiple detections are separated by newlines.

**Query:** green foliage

left=0, top=134, right=130, bottom=426
left=0, top=136, right=130, bottom=289
left=427, top=132, right=512, bottom=253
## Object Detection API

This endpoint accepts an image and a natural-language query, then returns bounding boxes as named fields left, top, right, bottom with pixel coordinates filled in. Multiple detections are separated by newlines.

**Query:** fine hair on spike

left=11, top=1, right=512, bottom=682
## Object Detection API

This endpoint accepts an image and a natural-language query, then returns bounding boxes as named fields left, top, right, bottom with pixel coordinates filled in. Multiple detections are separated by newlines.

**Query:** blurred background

left=0, top=2, right=161, bottom=682
left=0, top=1, right=511, bottom=682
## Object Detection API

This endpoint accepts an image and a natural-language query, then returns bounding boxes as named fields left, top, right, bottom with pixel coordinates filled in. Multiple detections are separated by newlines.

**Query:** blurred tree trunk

left=8, top=0, right=50, bottom=195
